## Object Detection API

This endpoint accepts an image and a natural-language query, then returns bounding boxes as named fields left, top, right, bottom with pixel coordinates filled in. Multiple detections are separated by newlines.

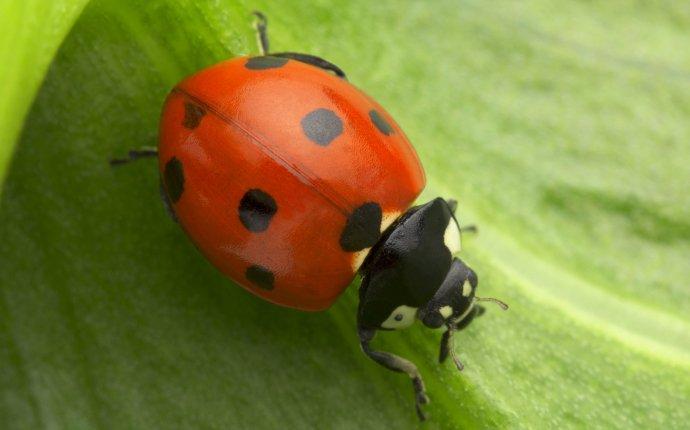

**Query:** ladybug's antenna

left=474, top=296, right=509, bottom=310
left=252, top=11, right=269, bottom=55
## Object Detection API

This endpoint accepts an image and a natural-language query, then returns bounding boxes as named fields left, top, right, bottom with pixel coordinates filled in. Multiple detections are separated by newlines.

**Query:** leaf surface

left=1, top=0, right=689, bottom=428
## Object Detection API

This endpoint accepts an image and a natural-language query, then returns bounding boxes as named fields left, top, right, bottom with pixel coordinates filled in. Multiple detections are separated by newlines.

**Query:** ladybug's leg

left=109, top=147, right=157, bottom=166
left=439, top=306, right=486, bottom=369
left=270, top=52, right=347, bottom=79
left=250, top=11, right=347, bottom=78
left=447, top=198, right=458, bottom=213
left=252, top=11, right=269, bottom=55
left=358, top=327, right=430, bottom=421
left=438, top=324, right=464, bottom=371
left=109, top=147, right=176, bottom=222
left=460, top=225, right=478, bottom=234
left=447, top=198, right=478, bottom=234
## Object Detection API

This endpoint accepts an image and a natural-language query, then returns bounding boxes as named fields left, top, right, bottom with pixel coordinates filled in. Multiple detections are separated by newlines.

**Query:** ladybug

left=112, top=11, right=507, bottom=421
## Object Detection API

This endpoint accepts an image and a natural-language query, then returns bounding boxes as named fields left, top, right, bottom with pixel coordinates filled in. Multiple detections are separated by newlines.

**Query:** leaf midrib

left=454, top=196, right=690, bottom=368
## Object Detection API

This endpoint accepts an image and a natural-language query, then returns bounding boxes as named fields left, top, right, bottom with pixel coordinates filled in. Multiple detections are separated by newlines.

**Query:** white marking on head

left=439, top=305, right=453, bottom=319
left=381, top=305, right=418, bottom=329
left=444, top=218, right=462, bottom=255
left=461, top=280, right=472, bottom=297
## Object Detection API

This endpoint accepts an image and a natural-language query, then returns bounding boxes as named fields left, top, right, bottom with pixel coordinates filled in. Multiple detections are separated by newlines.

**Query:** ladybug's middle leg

left=358, top=327, right=430, bottom=421
left=109, top=147, right=176, bottom=222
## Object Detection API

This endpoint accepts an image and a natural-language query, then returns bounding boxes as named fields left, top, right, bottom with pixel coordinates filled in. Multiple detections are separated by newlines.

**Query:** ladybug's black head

left=417, top=258, right=507, bottom=331
left=417, top=258, right=478, bottom=329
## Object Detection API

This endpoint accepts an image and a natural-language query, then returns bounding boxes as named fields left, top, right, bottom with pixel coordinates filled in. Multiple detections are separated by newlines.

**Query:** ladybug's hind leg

left=252, top=11, right=269, bottom=55
left=109, top=147, right=157, bottom=166
left=358, top=327, right=430, bottom=421
left=251, top=11, right=347, bottom=79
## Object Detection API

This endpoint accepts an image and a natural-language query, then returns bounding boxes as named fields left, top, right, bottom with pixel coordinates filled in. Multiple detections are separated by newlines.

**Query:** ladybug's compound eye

left=380, top=305, right=418, bottom=330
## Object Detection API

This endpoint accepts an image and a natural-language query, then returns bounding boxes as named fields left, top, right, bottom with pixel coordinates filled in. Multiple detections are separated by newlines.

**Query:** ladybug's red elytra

left=112, top=11, right=507, bottom=421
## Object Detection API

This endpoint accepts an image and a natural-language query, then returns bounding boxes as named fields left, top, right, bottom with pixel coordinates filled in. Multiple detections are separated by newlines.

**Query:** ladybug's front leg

left=438, top=305, right=490, bottom=372
left=446, top=198, right=478, bottom=234
left=438, top=324, right=464, bottom=371
left=358, top=327, right=430, bottom=421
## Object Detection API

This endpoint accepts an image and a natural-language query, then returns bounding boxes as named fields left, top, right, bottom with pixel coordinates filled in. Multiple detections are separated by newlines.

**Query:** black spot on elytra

left=245, top=56, right=289, bottom=70
left=246, top=265, right=275, bottom=290
left=164, top=157, right=184, bottom=203
left=239, top=189, right=277, bottom=232
left=183, top=102, right=206, bottom=129
left=301, top=108, right=344, bottom=146
left=369, top=110, right=394, bottom=136
left=340, top=202, right=382, bottom=252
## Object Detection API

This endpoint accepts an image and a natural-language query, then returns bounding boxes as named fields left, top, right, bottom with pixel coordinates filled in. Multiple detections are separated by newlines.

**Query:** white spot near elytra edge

left=351, top=249, right=370, bottom=272
left=444, top=218, right=462, bottom=254
left=381, top=211, right=401, bottom=233
left=351, top=211, right=401, bottom=272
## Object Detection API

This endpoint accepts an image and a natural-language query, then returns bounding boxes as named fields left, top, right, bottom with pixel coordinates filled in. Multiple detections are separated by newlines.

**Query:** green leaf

left=2, top=0, right=689, bottom=428
left=0, top=0, right=90, bottom=185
